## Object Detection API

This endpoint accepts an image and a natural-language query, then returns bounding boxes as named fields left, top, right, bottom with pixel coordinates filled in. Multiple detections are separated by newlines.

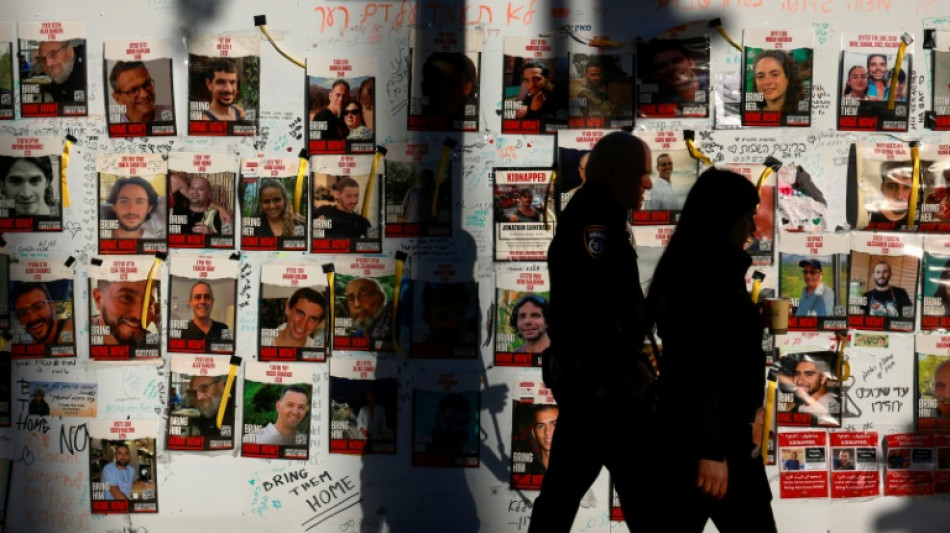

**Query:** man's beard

left=353, top=308, right=382, bottom=332
left=197, top=395, right=222, bottom=418
left=102, top=309, right=145, bottom=346
left=51, top=57, right=75, bottom=85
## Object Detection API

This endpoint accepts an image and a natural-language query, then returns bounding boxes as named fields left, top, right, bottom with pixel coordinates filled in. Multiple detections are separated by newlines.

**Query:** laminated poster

left=8, top=257, right=75, bottom=358
left=241, top=361, right=313, bottom=460
left=494, top=265, right=550, bottom=367
left=187, top=34, right=259, bottom=136
left=18, top=21, right=87, bottom=117
left=741, top=28, right=813, bottom=127
left=307, top=55, right=376, bottom=154
left=311, top=153, right=381, bottom=253
left=88, top=419, right=158, bottom=514
left=240, top=157, right=307, bottom=252
left=88, top=256, right=161, bottom=361
left=166, top=354, right=236, bottom=451
left=167, top=253, right=236, bottom=355
left=167, top=152, right=237, bottom=250
left=0, top=135, right=64, bottom=232
left=493, top=167, right=555, bottom=262
left=328, top=353, right=398, bottom=455
left=259, top=262, right=329, bottom=362
left=104, top=38, right=176, bottom=137
left=96, top=153, right=167, bottom=255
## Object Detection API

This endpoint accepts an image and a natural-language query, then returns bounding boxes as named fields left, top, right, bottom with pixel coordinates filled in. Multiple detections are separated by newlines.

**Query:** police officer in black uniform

left=529, top=131, right=654, bottom=533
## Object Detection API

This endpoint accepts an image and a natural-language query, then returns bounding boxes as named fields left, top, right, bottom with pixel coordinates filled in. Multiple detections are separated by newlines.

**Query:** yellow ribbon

left=295, top=154, right=307, bottom=216
left=362, top=150, right=384, bottom=219
left=685, top=138, right=712, bottom=166
left=543, top=170, right=556, bottom=229
left=257, top=22, right=305, bottom=69
left=60, top=136, right=74, bottom=208
left=908, top=143, right=921, bottom=227
left=431, top=142, right=453, bottom=218
left=762, top=380, right=776, bottom=464
left=714, top=24, right=743, bottom=53
left=391, top=252, right=407, bottom=355
left=835, top=333, right=851, bottom=382
left=217, top=355, right=241, bottom=428
left=887, top=37, right=909, bottom=111
left=141, top=255, right=164, bottom=328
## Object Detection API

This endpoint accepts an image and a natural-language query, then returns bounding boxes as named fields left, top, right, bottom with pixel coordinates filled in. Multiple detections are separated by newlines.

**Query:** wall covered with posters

left=2, top=0, right=950, bottom=532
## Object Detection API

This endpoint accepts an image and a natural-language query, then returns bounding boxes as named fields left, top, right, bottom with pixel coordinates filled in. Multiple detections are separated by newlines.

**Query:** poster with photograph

left=510, top=376, right=556, bottom=490
left=741, top=28, right=813, bottom=127
left=408, top=28, right=481, bottom=132
left=778, top=232, right=849, bottom=331
left=847, top=232, right=920, bottom=332
left=0, top=253, right=8, bottom=330
left=24, top=380, right=96, bottom=418
left=259, top=263, right=329, bottom=362
left=311, top=154, right=381, bottom=253
left=502, top=36, right=568, bottom=134
left=777, top=164, right=830, bottom=233
left=495, top=265, right=549, bottom=367
left=0, top=135, right=63, bottom=232
left=88, top=256, right=161, bottom=361
left=922, top=237, right=950, bottom=330
left=631, top=225, right=675, bottom=296
left=567, top=48, right=634, bottom=129
left=239, top=157, right=307, bottom=251
left=384, top=141, right=453, bottom=238
left=166, top=354, right=236, bottom=451
left=307, top=55, right=375, bottom=154
left=725, top=162, right=775, bottom=265
left=88, top=419, right=158, bottom=514
left=830, top=431, right=880, bottom=499
left=332, top=255, right=397, bottom=353
left=776, top=350, right=842, bottom=428
left=778, top=430, right=829, bottom=499
left=8, top=257, right=75, bottom=358
left=493, top=168, right=555, bottom=262
left=329, top=353, right=398, bottom=454
left=838, top=33, right=912, bottom=132
left=412, top=369, right=479, bottom=467
left=555, top=129, right=608, bottom=212
left=97, top=153, right=167, bottom=255
left=851, top=142, right=916, bottom=232
left=916, top=144, right=950, bottom=232
left=916, top=334, right=950, bottom=432
left=936, top=433, right=950, bottom=493
left=187, top=34, right=259, bottom=136
left=409, top=258, right=479, bottom=358
left=167, top=152, right=237, bottom=250
left=104, top=39, right=175, bottom=137
left=929, top=30, right=950, bottom=130
left=18, top=21, right=87, bottom=117
left=634, top=131, right=698, bottom=226
left=637, top=24, right=710, bottom=118
left=241, top=361, right=313, bottom=460
left=0, top=23, right=14, bottom=120
left=167, top=253, right=236, bottom=354
left=884, top=433, right=935, bottom=496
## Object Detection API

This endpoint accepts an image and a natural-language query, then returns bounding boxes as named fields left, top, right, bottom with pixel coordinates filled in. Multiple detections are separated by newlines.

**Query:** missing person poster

left=929, top=30, right=950, bottom=130
left=167, top=152, right=237, bottom=250
left=776, top=351, right=842, bottom=428
left=88, top=256, right=161, bottom=361
left=916, top=334, right=950, bottom=432
left=259, top=263, right=329, bottom=362
left=187, top=34, right=258, bottom=136
left=97, top=153, right=167, bottom=255
left=567, top=47, right=634, bottom=129
left=241, top=361, right=313, bottom=460
left=18, top=21, right=87, bottom=117
left=88, top=419, right=158, bottom=514
left=166, top=354, right=236, bottom=451
left=493, top=168, right=555, bottom=262
left=104, top=39, right=176, bottom=137
left=778, top=232, right=849, bottom=331
left=409, top=259, right=479, bottom=359
left=510, top=376, right=556, bottom=490
left=741, top=28, right=813, bottom=127
left=240, top=157, right=307, bottom=251
left=384, top=141, right=453, bottom=238
left=329, top=353, right=398, bottom=454
left=0, top=23, right=14, bottom=120
left=0, top=135, right=63, bottom=232
left=24, top=380, right=96, bottom=418
left=922, top=237, right=950, bottom=330
left=307, top=55, right=375, bottom=154
left=8, top=257, right=75, bottom=358
left=838, top=33, right=912, bottom=132
left=777, top=164, right=830, bottom=233
left=502, top=36, right=568, bottom=134
left=332, top=255, right=397, bottom=353
left=778, top=430, right=829, bottom=499
left=885, top=433, right=935, bottom=496
left=637, top=23, right=710, bottom=118
left=830, top=431, right=880, bottom=499
left=556, top=129, right=607, bottom=211
left=724, top=162, right=775, bottom=266
left=412, top=369, right=479, bottom=467
left=851, top=142, right=916, bottom=232
left=917, top=145, right=950, bottom=232
left=495, top=265, right=549, bottom=367
left=311, top=154, right=381, bottom=253
left=634, top=130, right=697, bottom=226
left=167, top=253, right=236, bottom=354
left=848, top=232, right=920, bottom=332
left=408, top=28, right=482, bottom=132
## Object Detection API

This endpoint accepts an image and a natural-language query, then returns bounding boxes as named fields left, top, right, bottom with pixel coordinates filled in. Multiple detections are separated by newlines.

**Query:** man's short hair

left=798, top=355, right=832, bottom=376
left=109, top=60, right=148, bottom=91
left=106, top=176, right=159, bottom=220
left=12, top=281, right=52, bottom=305
left=522, top=61, right=550, bottom=77
left=288, top=287, right=326, bottom=310
left=534, top=404, right=557, bottom=418
left=866, top=53, right=887, bottom=69
left=190, top=280, right=213, bottom=298
left=585, top=57, right=602, bottom=71
left=332, top=79, right=351, bottom=92
left=509, top=294, right=549, bottom=329
left=280, top=384, right=310, bottom=402
left=113, top=442, right=130, bottom=453
left=334, top=176, right=360, bottom=192
left=347, top=277, right=387, bottom=305
left=519, top=187, right=534, bottom=198
left=206, top=58, right=238, bottom=81
left=656, top=153, right=671, bottom=164
left=422, top=282, right=470, bottom=313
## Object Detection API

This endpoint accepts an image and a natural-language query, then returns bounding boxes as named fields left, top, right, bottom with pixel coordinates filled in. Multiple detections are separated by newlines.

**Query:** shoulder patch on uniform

left=583, top=225, right=607, bottom=259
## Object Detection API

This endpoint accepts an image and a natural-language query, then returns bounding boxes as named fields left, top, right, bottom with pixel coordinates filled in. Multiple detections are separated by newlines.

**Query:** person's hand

left=294, top=212, right=306, bottom=225
left=212, top=202, right=234, bottom=226
left=752, top=407, right=765, bottom=449
left=530, top=91, right=546, bottom=112
left=696, top=459, right=728, bottom=500
left=193, top=222, right=210, bottom=235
